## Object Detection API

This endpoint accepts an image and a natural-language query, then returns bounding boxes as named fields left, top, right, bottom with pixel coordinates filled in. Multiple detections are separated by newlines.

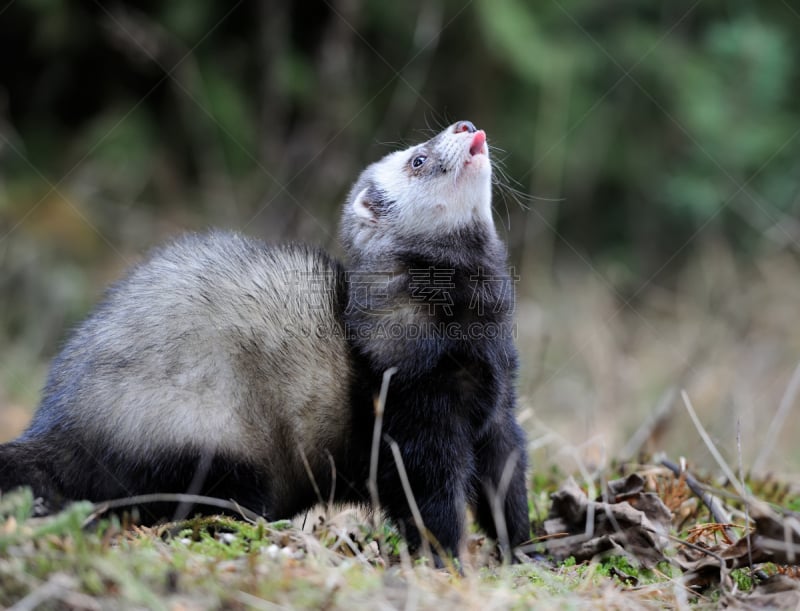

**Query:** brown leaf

left=725, top=575, right=800, bottom=609
left=544, top=476, right=672, bottom=568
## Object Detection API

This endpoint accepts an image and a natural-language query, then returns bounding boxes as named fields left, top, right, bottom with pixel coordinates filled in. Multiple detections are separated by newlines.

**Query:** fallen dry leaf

left=543, top=475, right=672, bottom=568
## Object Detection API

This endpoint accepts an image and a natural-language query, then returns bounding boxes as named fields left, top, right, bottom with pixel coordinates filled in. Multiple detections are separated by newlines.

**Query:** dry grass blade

left=386, top=438, right=434, bottom=566
left=8, top=573, right=101, bottom=611
left=368, top=366, right=397, bottom=515
left=486, top=449, right=522, bottom=564
left=297, top=445, right=327, bottom=511
left=736, top=420, right=754, bottom=575
left=619, top=385, right=679, bottom=462
left=752, top=360, right=800, bottom=473
left=90, top=493, right=261, bottom=523
left=680, top=390, right=744, bottom=496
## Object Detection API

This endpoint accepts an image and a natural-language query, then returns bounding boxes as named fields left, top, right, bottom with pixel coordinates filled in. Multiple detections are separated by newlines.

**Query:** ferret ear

left=351, top=187, right=377, bottom=223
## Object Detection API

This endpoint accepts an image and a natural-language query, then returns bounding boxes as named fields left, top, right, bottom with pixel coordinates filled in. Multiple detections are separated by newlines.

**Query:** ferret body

left=0, top=121, right=529, bottom=561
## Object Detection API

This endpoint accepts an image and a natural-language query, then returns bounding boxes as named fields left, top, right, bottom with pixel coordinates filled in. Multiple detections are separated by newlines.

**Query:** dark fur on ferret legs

left=343, top=220, right=530, bottom=562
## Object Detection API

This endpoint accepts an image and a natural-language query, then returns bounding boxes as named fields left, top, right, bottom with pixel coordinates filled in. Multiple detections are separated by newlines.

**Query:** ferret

left=0, top=121, right=529, bottom=563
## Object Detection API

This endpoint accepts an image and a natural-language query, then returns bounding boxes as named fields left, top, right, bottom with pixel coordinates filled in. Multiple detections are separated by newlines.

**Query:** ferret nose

left=454, top=120, right=477, bottom=134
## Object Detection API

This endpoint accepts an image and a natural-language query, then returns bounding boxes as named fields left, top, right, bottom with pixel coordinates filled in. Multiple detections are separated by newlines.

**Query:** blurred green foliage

left=0, top=0, right=799, bottom=401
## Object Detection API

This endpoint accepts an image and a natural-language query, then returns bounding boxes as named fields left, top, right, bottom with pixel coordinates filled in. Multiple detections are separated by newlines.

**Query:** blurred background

left=1, top=0, right=799, bottom=476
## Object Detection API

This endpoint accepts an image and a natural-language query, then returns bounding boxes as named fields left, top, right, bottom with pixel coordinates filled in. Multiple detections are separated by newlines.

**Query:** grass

left=1, top=458, right=798, bottom=609
left=0, top=498, right=658, bottom=609
left=2, top=245, right=800, bottom=608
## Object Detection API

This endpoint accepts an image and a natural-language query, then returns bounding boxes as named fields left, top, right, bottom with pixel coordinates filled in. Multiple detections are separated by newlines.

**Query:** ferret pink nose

left=469, top=130, right=487, bottom=156
left=454, top=120, right=477, bottom=134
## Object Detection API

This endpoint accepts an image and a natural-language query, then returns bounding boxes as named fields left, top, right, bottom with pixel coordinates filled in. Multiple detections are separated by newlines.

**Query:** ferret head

left=340, top=121, right=495, bottom=262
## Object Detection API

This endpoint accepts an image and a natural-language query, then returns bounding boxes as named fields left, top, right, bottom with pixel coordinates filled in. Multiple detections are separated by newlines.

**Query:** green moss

left=731, top=569, right=756, bottom=592
left=0, top=474, right=785, bottom=608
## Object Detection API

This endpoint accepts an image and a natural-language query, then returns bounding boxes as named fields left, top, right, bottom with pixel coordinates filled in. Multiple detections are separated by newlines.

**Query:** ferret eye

left=411, top=155, right=427, bottom=168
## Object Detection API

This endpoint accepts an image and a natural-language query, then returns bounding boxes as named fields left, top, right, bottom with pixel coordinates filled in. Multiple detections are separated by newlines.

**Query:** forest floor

left=2, top=247, right=800, bottom=609
left=1, top=458, right=798, bottom=610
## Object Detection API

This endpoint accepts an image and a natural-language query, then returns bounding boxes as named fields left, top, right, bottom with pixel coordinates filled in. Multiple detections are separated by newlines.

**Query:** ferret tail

left=0, top=440, right=60, bottom=509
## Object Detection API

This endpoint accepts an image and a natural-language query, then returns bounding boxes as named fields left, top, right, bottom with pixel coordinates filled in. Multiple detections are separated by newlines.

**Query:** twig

left=90, top=493, right=261, bottom=523
left=659, top=456, right=735, bottom=542
left=665, top=532, right=728, bottom=578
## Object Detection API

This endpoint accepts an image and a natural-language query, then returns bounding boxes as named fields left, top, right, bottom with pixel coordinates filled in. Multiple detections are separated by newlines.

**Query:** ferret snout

left=451, top=121, right=487, bottom=157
